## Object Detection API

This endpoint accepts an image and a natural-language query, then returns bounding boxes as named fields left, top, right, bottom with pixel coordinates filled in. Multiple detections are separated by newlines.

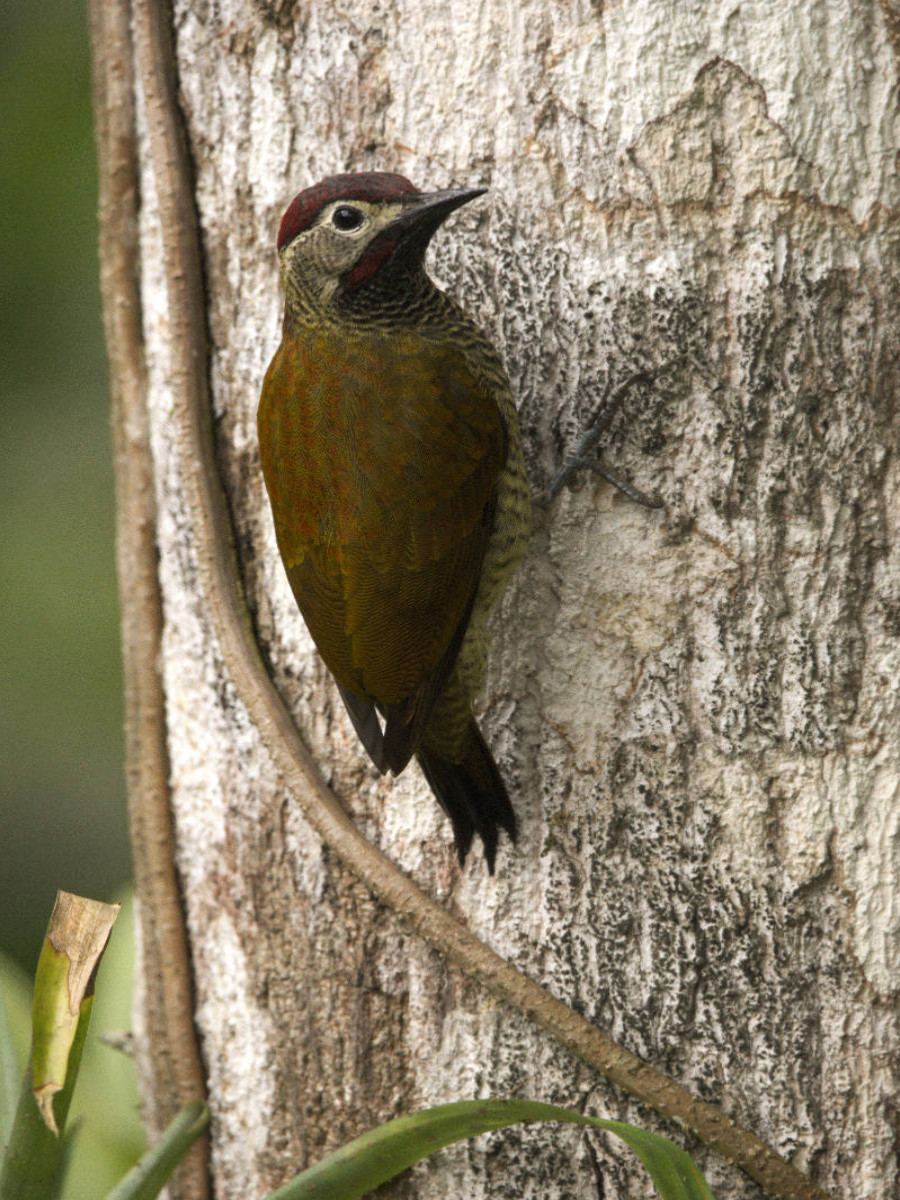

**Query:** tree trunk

left=111, top=1, right=900, bottom=1197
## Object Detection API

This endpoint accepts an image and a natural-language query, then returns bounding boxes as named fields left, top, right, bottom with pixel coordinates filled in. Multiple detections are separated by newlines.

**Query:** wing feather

left=258, top=326, right=505, bottom=771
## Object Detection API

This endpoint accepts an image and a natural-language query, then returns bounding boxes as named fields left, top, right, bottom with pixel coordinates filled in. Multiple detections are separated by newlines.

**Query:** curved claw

left=544, top=369, right=664, bottom=509
left=579, top=457, right=663, bottom=508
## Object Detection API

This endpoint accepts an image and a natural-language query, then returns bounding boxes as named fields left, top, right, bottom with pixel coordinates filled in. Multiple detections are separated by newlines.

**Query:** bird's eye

left=332, top=205, right=364, bottom=231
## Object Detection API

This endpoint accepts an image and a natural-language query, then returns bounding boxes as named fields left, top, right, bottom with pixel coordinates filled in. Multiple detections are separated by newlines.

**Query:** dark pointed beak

left=390, top=186, right=488, bottom=238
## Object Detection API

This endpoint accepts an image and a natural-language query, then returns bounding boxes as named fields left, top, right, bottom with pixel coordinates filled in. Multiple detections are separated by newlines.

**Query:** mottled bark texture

left=132, top=2, right=899, bottom=1197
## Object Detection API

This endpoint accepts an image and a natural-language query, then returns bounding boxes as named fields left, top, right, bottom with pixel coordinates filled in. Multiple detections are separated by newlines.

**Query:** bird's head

left=275, top=172, right=487, bottom=320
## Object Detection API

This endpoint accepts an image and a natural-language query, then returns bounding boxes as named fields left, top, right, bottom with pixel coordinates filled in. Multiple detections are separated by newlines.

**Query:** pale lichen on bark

left=133, top=1, right=900, bottom=1196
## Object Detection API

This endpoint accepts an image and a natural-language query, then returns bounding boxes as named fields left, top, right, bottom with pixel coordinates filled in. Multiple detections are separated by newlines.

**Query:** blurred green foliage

left=0, top=0, right=129, bottom=970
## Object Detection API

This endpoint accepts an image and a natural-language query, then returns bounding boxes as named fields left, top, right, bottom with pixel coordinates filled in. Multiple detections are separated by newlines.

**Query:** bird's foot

left=540, top=370, right=663, bottom=509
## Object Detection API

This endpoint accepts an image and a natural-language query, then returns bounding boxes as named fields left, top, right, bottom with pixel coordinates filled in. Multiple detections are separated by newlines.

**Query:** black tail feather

left=416, top=720, right=517, bottom=872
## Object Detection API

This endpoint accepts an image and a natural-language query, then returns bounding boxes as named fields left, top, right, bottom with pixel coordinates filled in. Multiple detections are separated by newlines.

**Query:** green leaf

left=595, top=1116, right=714, bottom=1200
left=103, top=1100, right=209, bottom=1200
left=60, top=889, right=145, bottom=1199
left=0, top=996, right=91, bottom=1200
left=31, top=893, right=119, bottom=1133
left=0, top=892, right=119, bottom=1200
left=265, top=1098, right=714, bottom=1200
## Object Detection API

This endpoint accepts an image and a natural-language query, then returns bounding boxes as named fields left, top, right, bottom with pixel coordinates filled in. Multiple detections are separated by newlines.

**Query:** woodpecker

left=258, top=173, right=531, bottom=871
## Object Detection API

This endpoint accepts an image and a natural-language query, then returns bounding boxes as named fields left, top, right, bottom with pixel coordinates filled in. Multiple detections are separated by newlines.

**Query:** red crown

left=276, top=172, right=419, bottom=251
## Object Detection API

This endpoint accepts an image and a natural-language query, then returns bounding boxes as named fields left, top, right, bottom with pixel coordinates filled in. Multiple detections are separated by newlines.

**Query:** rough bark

left=126, top=1, right=900, bottom=1197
